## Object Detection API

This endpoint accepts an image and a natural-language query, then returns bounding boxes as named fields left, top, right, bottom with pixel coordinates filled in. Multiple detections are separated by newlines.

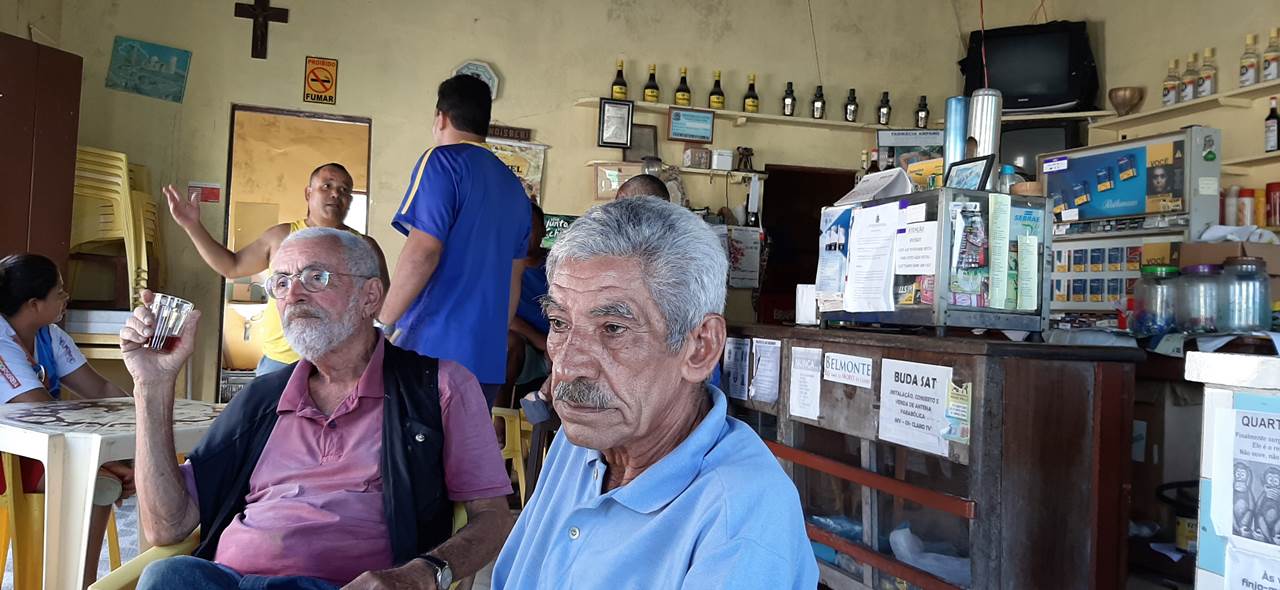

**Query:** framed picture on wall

left=667, top=107, right=714, bottom=143
left=623, top=124, right=659, bottom=162
left=598, top=98, right=634, bottom=148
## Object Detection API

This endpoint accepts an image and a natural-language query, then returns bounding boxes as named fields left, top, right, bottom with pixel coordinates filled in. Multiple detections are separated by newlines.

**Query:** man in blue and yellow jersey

left=380, top=74, right=532, bottom=407
left=163, top=163, right=388, bottom=375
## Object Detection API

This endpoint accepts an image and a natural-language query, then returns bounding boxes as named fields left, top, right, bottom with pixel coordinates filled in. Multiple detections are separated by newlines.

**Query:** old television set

left=1000, top=120, right=1084, bottom=179
left=959, top=20, right=1098, bottom=113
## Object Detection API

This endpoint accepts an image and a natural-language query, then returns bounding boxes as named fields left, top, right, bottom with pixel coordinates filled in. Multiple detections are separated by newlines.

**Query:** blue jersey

left=392, top=142, right=532, bottom=384
left=516, top=262, right=550, bottom=335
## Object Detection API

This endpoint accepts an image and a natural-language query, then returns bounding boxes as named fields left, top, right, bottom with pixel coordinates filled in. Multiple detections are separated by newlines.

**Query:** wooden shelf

left=1221, top=151, right=1280, bottom=176
left=935, top=109, right=1115, bottom=125
left=573, top=96, right=905, bottom=132
left=583, top=160, right=767, bottom=181
left=1090, top=79, right=1280, bottom=131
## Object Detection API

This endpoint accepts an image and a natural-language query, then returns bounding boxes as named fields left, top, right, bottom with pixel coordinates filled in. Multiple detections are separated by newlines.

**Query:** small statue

left=735, top=146, right=755, bottom=172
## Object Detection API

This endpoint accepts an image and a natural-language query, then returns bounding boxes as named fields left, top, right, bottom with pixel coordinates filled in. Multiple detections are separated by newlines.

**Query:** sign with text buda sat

left=878, top=358, right=952, bottom=456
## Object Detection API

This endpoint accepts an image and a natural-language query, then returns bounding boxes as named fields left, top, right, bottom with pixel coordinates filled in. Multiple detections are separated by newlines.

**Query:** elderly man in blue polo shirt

left=492, top=196, right=817, bottom=589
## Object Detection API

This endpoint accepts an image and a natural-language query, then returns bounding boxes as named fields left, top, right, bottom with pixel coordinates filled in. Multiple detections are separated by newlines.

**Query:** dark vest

left=188, top=342, right=452, bottom=564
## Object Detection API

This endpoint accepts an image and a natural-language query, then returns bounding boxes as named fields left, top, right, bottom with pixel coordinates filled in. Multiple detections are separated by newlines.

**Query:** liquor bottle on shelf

left=675, top=67, right=692, bottom=106
left=1180, top=53, right=1198, bottom=102
left=782, top=81, right=797, bottom=116
left=914, top=95, right=930, bottom=129
left=1198, top=47, right=1218, bottom=97
left=877, top=91, right=892, bottom=125
left=866, top=149, right=881, bottom=174
left=1266, top=96, right=1279, bottom=153
left=1264, top=28, right=1280, bottom=82
left=611, top=59, right=627, bottom=100
left=1242, top=34, right=1261, bottom=87
left=643, top=64, right=660, bottom=103
left=743, top=74, right=760, bottom=113
left=1162, top=59, right=1181, bottom=106
left=844, top=89, right=858, bottom=122
left=709, top=70, right=725, bottom=109
left=811, top=85, right=826, bottom=119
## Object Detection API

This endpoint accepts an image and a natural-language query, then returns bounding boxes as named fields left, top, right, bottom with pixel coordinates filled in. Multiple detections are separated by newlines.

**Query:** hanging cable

left=806, top=0, right=823, bottom=85
left=979, top=0, right=989, bottom=87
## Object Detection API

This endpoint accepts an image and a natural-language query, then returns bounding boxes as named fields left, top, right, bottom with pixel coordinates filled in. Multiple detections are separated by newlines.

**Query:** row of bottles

left=1161, top=31, right=1280, bottom=107
left=611, top=61, right=930, bottom=127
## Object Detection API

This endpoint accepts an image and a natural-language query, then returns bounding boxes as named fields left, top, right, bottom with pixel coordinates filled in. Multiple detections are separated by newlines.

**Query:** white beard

left=282, top=298, right=362, bottom=361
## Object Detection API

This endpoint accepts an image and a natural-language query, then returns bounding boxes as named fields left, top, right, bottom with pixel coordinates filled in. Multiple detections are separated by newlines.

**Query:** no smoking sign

left=303, top=56, right=338, bottom=105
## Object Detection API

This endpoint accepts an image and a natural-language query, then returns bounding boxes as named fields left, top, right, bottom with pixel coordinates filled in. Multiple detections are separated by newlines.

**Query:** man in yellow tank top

left=163, top=163, right=388, bottom=375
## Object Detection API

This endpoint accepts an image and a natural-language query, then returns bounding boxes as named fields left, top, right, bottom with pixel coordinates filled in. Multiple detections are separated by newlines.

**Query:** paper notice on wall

left=795, top=284, right=819, bottom=325
left=816, top=206, right=855, bottom=297
left=843, top=201, right=900, bottom=312
left=789, top=347, right=823, bottom=420
left=823, top=352, right=874, bottom=389
left=878, top=358, right=952, bottom=456
left=942, top=381, right=972, bottom=444
left=749, top=338, right=782, bottom=404
left=1226, top=545, right=1280, bottom=589
left=894, top=221, right=938, bottom=276
left=1224, top=410, right=1280, bottom=556
left=1016, top=235, right=1039, bottom=310
left=723, top=338, right=750, bottom=400
left=988, top=193, right=1012, bottom=309
left=715, top=226, right=762, bottom=288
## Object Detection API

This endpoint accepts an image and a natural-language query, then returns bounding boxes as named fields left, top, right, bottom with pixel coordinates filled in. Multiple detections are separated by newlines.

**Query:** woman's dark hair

left=0, top=254, right=60, bottom=317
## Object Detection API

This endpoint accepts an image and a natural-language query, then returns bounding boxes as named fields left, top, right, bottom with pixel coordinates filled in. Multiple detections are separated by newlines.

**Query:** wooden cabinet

left=0, top=32, right=82, bottom=267
left=728, top=325, right=1143, bottom=590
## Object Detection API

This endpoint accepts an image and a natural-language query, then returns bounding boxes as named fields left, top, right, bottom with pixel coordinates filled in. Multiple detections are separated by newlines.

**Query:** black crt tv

left=1000, top=120, right=1084, bottom=179
left=959, top=20, right=1099, bottom=113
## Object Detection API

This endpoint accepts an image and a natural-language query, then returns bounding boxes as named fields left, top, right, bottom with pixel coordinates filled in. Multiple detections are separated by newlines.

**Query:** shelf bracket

left=732, top=116, right=748, bottom=128
left=1218, top=97, right=1253, bottom=108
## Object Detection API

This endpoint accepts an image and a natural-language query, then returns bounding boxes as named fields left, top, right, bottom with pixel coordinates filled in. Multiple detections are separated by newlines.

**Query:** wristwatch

left=417, top=554, right=452, bottom=589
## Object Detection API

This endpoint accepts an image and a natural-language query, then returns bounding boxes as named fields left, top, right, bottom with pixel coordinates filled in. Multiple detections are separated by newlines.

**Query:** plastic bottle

left=1240, top=188, right=1257, bottom=226
left=1224, top=185, right=1241, bottom=225
left=996, top=164, right=1025, bottom=193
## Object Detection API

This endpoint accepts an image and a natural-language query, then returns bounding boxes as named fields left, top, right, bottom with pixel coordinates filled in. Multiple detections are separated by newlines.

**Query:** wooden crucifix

left=234, top=0, right=289, bottom=59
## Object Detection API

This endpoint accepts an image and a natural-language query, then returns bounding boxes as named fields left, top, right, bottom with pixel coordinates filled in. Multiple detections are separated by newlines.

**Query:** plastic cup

left=146, top=293, right=194, bottom=353
left=92, top=473, right=123, bottom=506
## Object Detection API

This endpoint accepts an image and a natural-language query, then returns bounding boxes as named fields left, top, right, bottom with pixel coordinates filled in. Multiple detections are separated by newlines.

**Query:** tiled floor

left=3, top=497, right=143, bottom=589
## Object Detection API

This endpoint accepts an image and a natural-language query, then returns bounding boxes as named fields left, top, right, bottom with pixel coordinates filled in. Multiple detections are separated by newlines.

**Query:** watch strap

left=418, top=554, right=452, bottom=588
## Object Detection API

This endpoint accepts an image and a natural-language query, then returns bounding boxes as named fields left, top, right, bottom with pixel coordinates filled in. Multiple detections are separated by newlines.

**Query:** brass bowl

left=1108, top=87, right=1146, bottom=116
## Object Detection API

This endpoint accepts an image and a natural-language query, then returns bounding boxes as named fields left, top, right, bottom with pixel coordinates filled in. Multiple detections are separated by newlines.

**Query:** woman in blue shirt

left=1, top=253, right=135, bottom=586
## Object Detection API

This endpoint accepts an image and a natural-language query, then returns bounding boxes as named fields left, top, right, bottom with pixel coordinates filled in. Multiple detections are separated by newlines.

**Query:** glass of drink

left=146, top=293, right=194, bottom=352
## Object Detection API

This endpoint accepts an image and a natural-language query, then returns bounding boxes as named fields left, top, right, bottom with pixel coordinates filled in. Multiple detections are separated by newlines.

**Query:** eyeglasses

left=265, top=268, right=374, bottom=299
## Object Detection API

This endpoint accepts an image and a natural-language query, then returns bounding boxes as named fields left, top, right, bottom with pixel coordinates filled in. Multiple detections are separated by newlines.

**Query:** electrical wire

left=979, top=0, right=989, bottom=88
left=806, top=0, right=823, bottom=85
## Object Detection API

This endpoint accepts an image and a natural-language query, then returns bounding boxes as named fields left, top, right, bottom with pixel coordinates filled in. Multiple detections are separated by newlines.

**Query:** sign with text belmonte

left=878, top=358, right=952, bottom=456
left=823, top=352, right=873, bottom=389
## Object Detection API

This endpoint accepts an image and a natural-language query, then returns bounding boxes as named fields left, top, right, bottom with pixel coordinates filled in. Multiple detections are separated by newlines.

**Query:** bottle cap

left=1241, top=188, right=1257, bottom=197
left=713, top=70, right=721, bottom=77
left=1204, top=47, right=1215, bottom=58
left=1188, top=52, right=1197, bottom=62
left=1248, top=33, right=1258, bottom=44
left=1001, top=164, right=1015, bottom=174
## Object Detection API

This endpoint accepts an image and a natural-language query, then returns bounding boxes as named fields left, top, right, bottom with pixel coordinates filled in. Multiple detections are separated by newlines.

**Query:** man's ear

left=363, top=276, right=385, bottom=319
left=680, top=314, right=726, bottom=384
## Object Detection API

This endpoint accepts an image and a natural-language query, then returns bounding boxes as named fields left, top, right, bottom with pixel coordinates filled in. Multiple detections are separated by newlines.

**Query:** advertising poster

left=816, top=206, right=855, bottom=297
left=105, top=36, right=191, bottom=103
left=485, top=138, right=547, bottom=205
left=878, top=358, right=952, bottom=456
left=1044, top=143, right=1186, bottom=221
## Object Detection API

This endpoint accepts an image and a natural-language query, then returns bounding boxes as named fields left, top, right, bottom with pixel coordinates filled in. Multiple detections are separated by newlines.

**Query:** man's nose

left=550, top=331, right=602, bottom=383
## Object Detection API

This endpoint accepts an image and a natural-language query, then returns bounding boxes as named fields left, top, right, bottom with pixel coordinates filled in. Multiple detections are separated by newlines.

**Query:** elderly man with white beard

left=121, top=227, right=514, bottom=590
left=492, top=197, right=817, bottom=589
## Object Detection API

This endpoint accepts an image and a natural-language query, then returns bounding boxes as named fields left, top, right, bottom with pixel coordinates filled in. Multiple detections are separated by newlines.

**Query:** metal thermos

left=967, top=88, right=1003, bottom=190
left=943, top=96, right=968, bottom=174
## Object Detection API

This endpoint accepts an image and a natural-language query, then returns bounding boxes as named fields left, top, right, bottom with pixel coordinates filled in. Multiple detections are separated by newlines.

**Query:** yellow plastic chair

left=492, top=407, right=529, bottom=506
left=91, top=505, right=471, bottom=590
left=1, top=453, right=121, bottom=589
left=67, top=146, right=146, bottom=309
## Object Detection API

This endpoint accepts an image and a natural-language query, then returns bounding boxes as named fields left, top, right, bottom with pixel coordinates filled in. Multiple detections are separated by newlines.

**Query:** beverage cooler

left=1036, top=127, right=1222, bottom=314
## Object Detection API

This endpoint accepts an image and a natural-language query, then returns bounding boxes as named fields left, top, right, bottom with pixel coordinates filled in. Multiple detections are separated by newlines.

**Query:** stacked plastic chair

left=68, top=147, right=148, bottom=309
left=128, top=163, right=164, bottom=291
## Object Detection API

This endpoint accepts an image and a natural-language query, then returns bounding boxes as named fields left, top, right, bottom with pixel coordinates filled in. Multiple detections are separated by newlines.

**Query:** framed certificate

left=597, top=98, right=634, bottom=148
left=667, top=107, right=715, bottom=143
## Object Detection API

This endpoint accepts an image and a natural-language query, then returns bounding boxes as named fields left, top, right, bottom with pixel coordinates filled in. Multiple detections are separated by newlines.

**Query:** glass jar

left=1219, top=256, right=1271, bottom=333
left=1133, top=265, right=1179, bottom=337
left=1176, top=264, right=1222, bottom=333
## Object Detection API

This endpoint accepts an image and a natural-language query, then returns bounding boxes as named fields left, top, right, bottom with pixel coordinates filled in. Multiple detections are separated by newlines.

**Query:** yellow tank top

left=258, top=219, right=360, bottom=363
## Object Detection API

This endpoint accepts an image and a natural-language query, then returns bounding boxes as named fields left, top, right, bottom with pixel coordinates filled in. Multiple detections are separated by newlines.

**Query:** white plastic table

left=0, top=397, right=220, bottom=589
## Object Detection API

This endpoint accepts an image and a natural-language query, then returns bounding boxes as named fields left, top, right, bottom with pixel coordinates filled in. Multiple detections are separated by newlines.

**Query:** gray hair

left=280, top=227, right=379, bottom=278
left=546, top=196, right=727, bottom=350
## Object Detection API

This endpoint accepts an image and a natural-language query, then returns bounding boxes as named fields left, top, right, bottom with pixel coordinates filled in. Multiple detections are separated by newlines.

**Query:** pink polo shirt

left=182, top=339, right=512, bottom=585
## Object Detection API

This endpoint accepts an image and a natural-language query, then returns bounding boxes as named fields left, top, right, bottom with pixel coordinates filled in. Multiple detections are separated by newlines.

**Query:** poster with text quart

left=1225, top=411, right=1280, bottom=588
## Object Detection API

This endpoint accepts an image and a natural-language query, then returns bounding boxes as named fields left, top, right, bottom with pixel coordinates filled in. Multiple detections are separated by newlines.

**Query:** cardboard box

left=1131, top=380, right=1203, bottom=527
left=1179, top=241, right=1280, bottom=272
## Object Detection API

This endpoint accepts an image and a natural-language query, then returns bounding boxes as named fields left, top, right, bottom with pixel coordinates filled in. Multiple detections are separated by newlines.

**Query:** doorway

left=218, top=105, right=372, bottom=400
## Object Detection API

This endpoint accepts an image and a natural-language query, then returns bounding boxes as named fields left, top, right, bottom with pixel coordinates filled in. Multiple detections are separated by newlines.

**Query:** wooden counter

left=728, top=324, right=1145, bottom=590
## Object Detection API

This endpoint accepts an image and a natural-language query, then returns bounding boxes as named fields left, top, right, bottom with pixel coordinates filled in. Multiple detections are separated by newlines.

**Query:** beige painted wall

left=59, top=0, right=985, bottom=401
left=1, top=0, right=62, bottom=45
left=58, top=0, right=1274, bottom=400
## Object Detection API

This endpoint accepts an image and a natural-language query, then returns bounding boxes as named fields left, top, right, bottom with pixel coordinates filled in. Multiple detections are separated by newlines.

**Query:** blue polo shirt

left=515, top=262, right=549, bottom=335
left=392, top=142, right=531, bottom=384
left=492, top=385, right=818, bottom=589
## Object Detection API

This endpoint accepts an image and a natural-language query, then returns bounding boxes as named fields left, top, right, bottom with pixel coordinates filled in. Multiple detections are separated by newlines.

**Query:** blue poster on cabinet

left=1045, top=141, right=1187, bottom=220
